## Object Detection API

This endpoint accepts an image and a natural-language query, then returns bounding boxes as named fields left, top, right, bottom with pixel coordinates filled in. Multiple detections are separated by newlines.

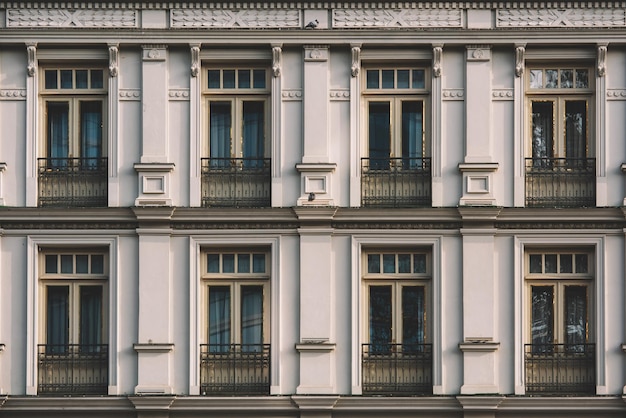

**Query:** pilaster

left=294, top=207, right=337, bottom=394
left=133, top=207, right=176, bottom=395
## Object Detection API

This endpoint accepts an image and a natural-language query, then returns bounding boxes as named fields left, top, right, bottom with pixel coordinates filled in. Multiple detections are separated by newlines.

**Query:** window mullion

left=233, top=283, right=241, bottom=345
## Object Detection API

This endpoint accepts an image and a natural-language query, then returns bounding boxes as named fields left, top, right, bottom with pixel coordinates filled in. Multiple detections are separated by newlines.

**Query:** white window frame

left=351, top=235, right=442, bottom=395
left=25, top=236, right=119, bottom=395
left=513, top=235, right=605, bottom=395
left=189, top=235, right=281, bottom=395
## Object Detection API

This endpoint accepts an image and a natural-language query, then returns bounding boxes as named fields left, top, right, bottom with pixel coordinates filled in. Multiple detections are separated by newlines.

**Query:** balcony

left=361, top=158, right=431, bottom=207
left=525, top=343, right=595, bottom=395
left=38, top=157, right=108, bottom=207
left=37, top=344, right=108, bottom=395
left=201, top=158, right=271, bottom=208
left=362, top=343, right=432, bottom=395
left=525, top=158, right=596, bottom=207
left=200, top=343, right=270, bottom=395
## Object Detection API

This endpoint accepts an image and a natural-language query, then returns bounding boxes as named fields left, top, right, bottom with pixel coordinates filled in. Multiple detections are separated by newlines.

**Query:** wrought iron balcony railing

left=525, top=158, right=596, bottom=207
left=37, top=157, right=108, bottom=207
left=200, top=343, right=270, bottom=395
left=361, top=157, right=431, bottom=207
left=525, top=343, right=595, bottom=395
left=37, top=344, right=108, bottom=395
left=362, top=343, right=432, bottom=395
left=201, top=158, right=271, bottom=207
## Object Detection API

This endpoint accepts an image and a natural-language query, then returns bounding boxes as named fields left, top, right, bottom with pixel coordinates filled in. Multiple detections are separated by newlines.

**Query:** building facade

left=1, top=1, right=626, bottom=417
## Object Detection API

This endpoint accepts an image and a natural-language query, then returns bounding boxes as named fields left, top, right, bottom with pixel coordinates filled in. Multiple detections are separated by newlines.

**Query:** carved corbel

left=597, top=44, right=607, bottom=77
left=26, top=43, right=37, bottom=77
left=351, top=44, right=361, bottom=77
left=432, top=45, right=443, bottom=78
left=272, top=44, right=282, bottom=77
left=108, top=44, right=119, bottom=77
left=515, top=44, right=525, bottom=77
left=190, top=44, right=200, bottom=78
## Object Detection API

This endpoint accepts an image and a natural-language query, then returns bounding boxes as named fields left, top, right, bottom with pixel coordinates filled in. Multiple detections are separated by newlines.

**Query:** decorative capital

left=351, top=45, right=361, bottom=77
left=432, top=45, right=443, bottom=78
left=190, top=44, right=200, bottom=77
left=26, top=43, right=37, bottom=77
left=272, top=44, right=282, bottom=77
left=597, top=44, right=608, bottom=77
left=515, top=44, right=526, bottom=77
left=108, top=44, right=119, bottom=77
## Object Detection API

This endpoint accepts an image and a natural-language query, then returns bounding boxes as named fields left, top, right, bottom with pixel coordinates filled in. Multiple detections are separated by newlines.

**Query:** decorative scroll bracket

left=190, top=44, right=200, bottom=77
left=108, top=44, right=119, bottom=77
left=272, top=44, right=282, bottom=78
left=597, top=44, right=608, bottom=77
left=26, top=43, right=37, bottom=77
left=351, top=44, right=361, bottom=77
left=433, top=45, right=443, bottom=78
left=515, top=44, right=526, bottom=77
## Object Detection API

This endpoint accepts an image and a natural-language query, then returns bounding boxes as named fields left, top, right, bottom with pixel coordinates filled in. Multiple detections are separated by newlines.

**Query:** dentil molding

left=170, top=9, right=300, bottom=28
left=7, top=9, right=137, bottom=27
left=332, top=9, right=462, bottom=28
left=497, top=8, right=626, bottom=27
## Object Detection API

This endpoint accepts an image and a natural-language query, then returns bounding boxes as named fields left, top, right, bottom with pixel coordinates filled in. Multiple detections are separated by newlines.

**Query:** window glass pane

left=91, top=254, right=104, bottom=274
left=397, top=70, right=410, bottom=88
left=60, top=70, right=73, bottom=89
left=46, top=255, right=58, bottom=274
left=207, top=254, right=220, bottom=273
left=238, top=253, right=251, bottom=273
left=76, top=255, right=89, bottom=274
left=382, top=254, right=395, bottom=273
left=223, top=70, right=235, bottom=88
left=242, top=101, right=265, bottom=164
left=398, top=254, right=411, bottom=273
left=61, top=255, right=73, bottom=274
left=369, top=286, right=392, bottom=352
left=47, top=102, right=70, bottom=162
left=368, top=102, right=391, bottom=169
left=529, top=254, right=542, bottom=273
left=529, top=70, right=543, bottom=89
left=45, top=70, right=58, bottom=89
left=366, top=70, right=379, bottom=89
left=575, top=254, right=588, bottom=273
left=565, top=286, right=587, bottom=349
left=545, top=70, right=558, bottom=88
left=544, top=254, right=557, bottom=273
left=402, top=286, right=425, bottom=348
left=209, top=102, right=232, bottom=162
left=576, top=69, right=589, bottom=88
left=560, top=254, right=573, bottom=273
left=90, top=70, right=103, bottom=89
left=414, top=254, right=427, bottom=273
left=253, top=253, right=266, bottom=273
left=76, top=70, right=88, bottom=88
left=47, top=286, right=69, bottom=351
left=222, top=254, right=235, bottom=273
left=368, top=254, right=380, bottom=273
left=412, top=69, right=425, bottom=88
left=531, top=286, right=553, bottom=348
left=253, top=69, right=266, bottom=89
left=565, top=100, right=587, bottom=159
left=80, top=286, right=102, bottom=348
left=238, top=69, right=251, bottom=88
left=208, top=70, right=221, bottom=88
left=382, top=70, right=394, bottom=88
left=531, top=101, right=554, bottom=161
left=560, top=69, right=574, bottom=88
left=80, top=101, right=103, bottom=161
left=208, top=286, right=231, bottom=352
left=402, top=101, right=423, bottom=168
left=241, top=286, right=263, bottom=350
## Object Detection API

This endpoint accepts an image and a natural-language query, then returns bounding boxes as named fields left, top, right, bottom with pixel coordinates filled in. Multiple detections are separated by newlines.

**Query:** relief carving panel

left=7, top=9, right=137, bottom=27
left=171, top=9, right=300, bottom=28
left=332, top=9, right=462, bottom=28
left=497, top=8, right=626, bottom=27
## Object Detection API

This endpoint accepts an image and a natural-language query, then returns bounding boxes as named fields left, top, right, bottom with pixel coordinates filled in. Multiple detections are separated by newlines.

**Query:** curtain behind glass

left=47, top=102, right=70, bottom=167
left=210, top=102, right=232, bottom=168
left=368, top=102, right=391, bottom=170
left=241, top=286, right=263, bottom=352
left=565, top=101, right=587, bottom=160
left=531, top=102, right=554, bottom=164
left=79, top=286, right=102, bottom=352
left=80, top=101, right=103, bottom=168
left=531, top=286, right=554, bottom=352
left=47, top=286, right=69, bottom=353
left=369, top=286, right=392, bottom=353
left=209, top=286, right=231, bottom=352
left=565, top=286, right=587, bottom=352
left=242, top=102, right=264, bottom=168
left=402, top=286, right=425, bottom=352
left=401, top=101, right=423, bottom=169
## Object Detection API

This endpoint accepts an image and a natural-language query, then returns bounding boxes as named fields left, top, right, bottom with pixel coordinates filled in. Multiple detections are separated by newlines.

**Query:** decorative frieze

left=330, top=89, right=349, bottom=101
left=282, top=89, right=302, bottom=101
left=120, top=89, right=141, bottom=101
left=332, top=9, right=462, bottom=28
left=492, top=89, right=514, bottom=100
left=7, top=9, right=137, bottom=28
left=170, top=9, right=300, bottom=28
left=442, top=89, right=464, bottom=101
left=0, top=89, right=26, bottom=100
left=607, top=90, right=626, bottom=100
left=496, top=8, right=626, bottom=28
left=168, top=89, right=189, bottom=101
